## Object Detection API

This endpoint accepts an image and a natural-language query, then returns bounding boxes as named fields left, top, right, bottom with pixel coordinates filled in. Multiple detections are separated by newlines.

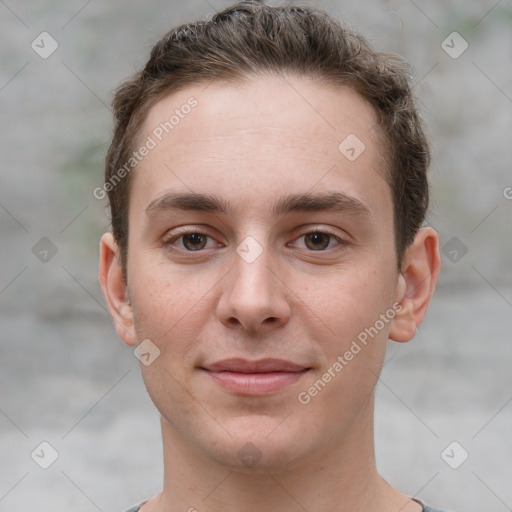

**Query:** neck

left=149, top=395, right=419, bottom=512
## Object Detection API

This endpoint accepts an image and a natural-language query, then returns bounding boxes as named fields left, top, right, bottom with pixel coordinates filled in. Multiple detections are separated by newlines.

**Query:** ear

left=98, top=232, right=137, bottom=346
left=389, top=226, right=441, bottom=343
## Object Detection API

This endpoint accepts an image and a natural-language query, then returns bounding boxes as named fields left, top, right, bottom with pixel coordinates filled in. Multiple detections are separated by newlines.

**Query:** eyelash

left=162, top=228, right=348, bottom=254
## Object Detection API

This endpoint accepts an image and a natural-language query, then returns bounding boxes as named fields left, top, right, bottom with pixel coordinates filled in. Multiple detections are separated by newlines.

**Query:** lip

left=203, top=357, right=308, bottom=373
left=200, top=358, right=310, bottom=395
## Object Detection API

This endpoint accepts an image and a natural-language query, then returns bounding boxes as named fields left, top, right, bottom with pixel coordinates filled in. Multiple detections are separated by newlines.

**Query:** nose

left=216, top=242, right=291, bottom=334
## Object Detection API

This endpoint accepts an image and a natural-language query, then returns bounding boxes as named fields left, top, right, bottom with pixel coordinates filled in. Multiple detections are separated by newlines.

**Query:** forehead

left=130, top=74, right=390, bottom=222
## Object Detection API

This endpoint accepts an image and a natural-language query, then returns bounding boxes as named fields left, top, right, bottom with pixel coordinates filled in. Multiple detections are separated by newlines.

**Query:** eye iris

left=305, top=233, right=330, bottom=250
left=183, top=233, right=207, bottom=250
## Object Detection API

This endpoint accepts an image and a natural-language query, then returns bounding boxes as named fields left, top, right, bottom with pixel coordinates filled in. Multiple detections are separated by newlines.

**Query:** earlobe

left=389, top=227, right=441, bottom=343
left=98, top=232, right=138, bottom=346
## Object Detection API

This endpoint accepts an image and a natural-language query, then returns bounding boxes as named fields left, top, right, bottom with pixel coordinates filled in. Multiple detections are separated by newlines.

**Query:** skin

left=99, top=74, right=441, bottom=512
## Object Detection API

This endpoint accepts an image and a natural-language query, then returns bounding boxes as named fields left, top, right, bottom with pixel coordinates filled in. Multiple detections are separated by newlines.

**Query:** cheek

left=296, top=267, right=391, bottom=420
left=129, top=250, right=200, bottom=315
left=127, top=253, right=218, bottom=372
left=132, top=284, right=206, bottom=349
left=297, top=262, right=393, bottom=340
left=129, top=261, right=210, bottom=427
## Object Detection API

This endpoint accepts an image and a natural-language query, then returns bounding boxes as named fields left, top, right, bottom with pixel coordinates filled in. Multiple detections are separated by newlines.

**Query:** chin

left=200, top=415, right=312, bottom=474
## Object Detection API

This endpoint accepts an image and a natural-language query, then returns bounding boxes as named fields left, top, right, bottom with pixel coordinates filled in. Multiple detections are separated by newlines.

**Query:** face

left=108, top=75, right=408, bottom=471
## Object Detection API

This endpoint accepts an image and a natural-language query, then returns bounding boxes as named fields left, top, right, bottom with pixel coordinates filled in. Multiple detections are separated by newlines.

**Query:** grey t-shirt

left=122, top=498, right=452, bottom=511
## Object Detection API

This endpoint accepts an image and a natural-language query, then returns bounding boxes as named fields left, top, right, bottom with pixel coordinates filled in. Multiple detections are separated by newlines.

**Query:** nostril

left=228, top=317, right=242, bottom=327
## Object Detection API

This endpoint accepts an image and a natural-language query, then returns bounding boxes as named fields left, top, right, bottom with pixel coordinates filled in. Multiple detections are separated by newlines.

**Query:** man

left=98, top=2, right=446, bottom=511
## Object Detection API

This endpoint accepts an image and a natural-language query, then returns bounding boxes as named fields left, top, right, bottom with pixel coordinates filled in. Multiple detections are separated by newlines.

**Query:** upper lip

left=202, top=358, right=309, bottom=373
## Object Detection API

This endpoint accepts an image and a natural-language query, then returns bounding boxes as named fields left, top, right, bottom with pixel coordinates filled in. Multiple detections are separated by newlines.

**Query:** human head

left=104, top=0, right=430, bottom=283
left=98, top=0, right=441, bottom=482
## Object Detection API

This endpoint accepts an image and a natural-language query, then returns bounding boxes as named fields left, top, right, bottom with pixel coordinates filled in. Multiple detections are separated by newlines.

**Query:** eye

left=163, top=230, right=219, bottom=252
left=163, top=228, right=347, bottom=255
left=291, top=231, right=345, bottom=251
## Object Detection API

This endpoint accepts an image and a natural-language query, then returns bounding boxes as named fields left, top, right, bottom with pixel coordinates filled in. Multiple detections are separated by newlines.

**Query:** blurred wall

left=0, top=1, right=511, bottom=511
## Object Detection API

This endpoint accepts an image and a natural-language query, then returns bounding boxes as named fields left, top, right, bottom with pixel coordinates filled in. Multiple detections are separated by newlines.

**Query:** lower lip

left=203, top=369, right=309, bottom=395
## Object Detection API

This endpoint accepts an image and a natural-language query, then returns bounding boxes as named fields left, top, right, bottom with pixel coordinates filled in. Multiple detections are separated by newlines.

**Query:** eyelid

left=290, top=223, right=349, bottom=240
left=298, top=224, right=341, bottom=236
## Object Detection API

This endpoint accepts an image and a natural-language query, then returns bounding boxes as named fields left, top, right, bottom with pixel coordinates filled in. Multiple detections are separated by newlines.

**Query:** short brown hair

left=105, top=0, right=430, bottom=281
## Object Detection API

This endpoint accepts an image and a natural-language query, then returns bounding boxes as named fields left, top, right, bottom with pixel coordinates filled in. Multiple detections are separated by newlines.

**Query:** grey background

left=0, top=0, right=511, bottom=511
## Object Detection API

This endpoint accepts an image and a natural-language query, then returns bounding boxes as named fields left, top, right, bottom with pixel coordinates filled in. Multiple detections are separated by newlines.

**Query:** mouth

left=199, top=358, right=311, bottom=395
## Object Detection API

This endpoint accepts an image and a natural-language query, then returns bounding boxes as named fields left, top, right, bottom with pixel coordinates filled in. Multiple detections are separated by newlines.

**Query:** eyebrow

left=145, top=191, right=371, bottom=218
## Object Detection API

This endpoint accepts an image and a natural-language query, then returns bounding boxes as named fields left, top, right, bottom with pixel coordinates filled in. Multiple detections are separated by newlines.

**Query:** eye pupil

left=183, top=233, right=207, bottom=250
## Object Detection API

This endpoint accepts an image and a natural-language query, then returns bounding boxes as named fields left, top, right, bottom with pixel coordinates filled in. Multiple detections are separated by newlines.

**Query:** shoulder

left=421, top=502, right=455, bottom=512
left=119, top=501, right=455, bottom=512
left=119, top=500, right=455, bottom=512
left=120, top=499, right=455, bottom=512
left=120, top=501, right=147, bottom=512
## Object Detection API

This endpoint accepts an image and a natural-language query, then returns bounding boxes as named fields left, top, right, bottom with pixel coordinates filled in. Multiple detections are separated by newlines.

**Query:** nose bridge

left=216, top=237, right=290, bottom=331
left=232, top=242, right=275, bottom=305
left=231, top=232, right=273, bottom=291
